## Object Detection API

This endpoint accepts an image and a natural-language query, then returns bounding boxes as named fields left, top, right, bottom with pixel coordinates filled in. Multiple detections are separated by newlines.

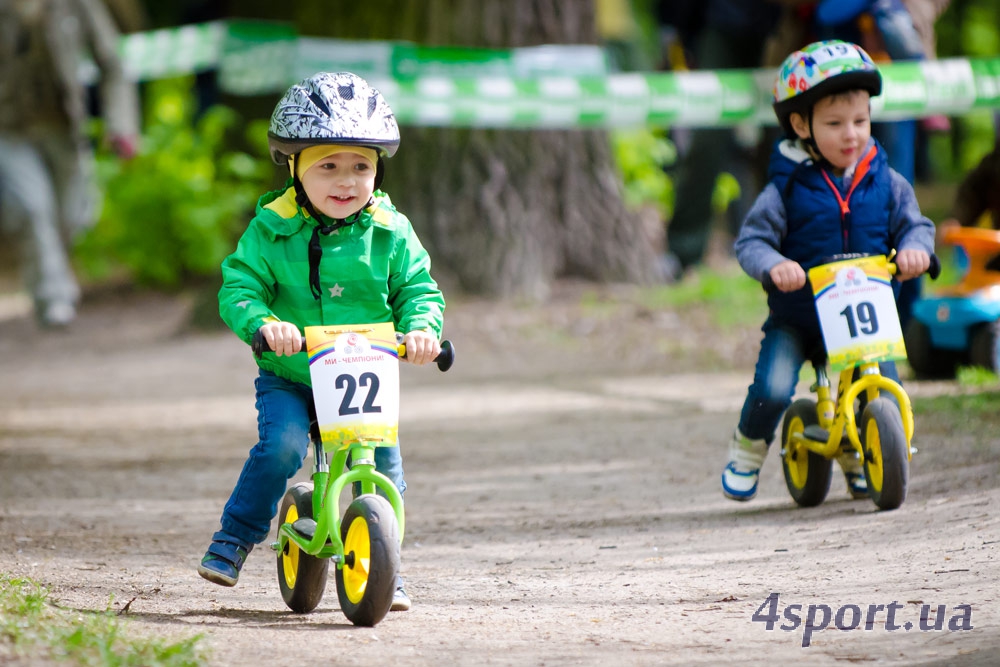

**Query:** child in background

left=721, top=41, right=934, bottom=502
left=198, top=72, right=445, bottom=612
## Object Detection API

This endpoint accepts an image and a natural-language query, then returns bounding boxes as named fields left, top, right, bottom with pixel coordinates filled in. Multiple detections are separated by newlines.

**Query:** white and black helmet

left=267, top=72, right=400, bottom=165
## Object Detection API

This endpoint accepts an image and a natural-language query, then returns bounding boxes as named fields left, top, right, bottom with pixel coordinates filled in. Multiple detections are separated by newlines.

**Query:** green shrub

left=611, top=128, right=743, bottom=221
left=611, top=129, right=676, bottom=217
left=78, top=78, right=271, bottom=288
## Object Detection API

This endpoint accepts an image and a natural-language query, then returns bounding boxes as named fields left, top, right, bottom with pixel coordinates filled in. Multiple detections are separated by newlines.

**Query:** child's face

left=791, top=91, right=872, bottom=174
left=300, top=151, right=377, bottom=219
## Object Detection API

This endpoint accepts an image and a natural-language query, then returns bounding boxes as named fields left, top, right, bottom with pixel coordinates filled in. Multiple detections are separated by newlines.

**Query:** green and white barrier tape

left=113, top=20, right=1000, bottom=128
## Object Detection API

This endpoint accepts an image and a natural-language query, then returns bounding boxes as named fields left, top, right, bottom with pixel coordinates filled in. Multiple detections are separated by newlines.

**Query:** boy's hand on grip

left=259, top=321, right=302, bottom=357
left=768, top=260, right=807, bottom=292
left=894, top=249, right=931, bottom=281
left=402, top=330, right=441, bottom=366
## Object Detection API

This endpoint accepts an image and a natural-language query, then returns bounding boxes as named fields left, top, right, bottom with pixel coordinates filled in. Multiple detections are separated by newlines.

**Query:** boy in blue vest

left=721, top=40, right=934, bottom=502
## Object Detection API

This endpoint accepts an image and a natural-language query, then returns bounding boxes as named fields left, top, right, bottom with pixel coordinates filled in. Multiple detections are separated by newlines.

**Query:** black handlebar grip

left=760, top=272, right=777, bottom=294
left=434, top=340, right=455, bottom=372
left=250, top=329, right=305, bottom=359
left=927, top=253, right=941, bottom=280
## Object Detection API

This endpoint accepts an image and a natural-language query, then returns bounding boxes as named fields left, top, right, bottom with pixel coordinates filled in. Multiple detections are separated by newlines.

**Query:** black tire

left=781, top=399, right=832, bottom=507
left=903, top=319, right=957, bottom=379
left=969, top=320, right=1000, bottom=374
left=335, top=494, right=400, bottom=627
left=861, top=398, right=909, bottom=511
left=277, top=482, right=330, bottom=613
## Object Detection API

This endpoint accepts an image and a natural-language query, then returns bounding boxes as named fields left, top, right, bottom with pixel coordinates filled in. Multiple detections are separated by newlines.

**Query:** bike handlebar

left=759, top=252, right=941, bottom=294
left=250, top=330, right=455, bottom=372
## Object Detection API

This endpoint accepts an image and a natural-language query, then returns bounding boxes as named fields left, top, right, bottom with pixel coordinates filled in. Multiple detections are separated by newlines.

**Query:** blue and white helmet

left=267, top=72, right=400, bottom=165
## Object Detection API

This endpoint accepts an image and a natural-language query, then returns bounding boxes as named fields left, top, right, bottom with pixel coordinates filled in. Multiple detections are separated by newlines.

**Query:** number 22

left=335, top=372, right=382, bottom=415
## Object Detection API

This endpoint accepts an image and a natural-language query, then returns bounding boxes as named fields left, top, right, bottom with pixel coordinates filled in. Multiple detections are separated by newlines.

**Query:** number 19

left=840, top=302, right=879, bottom=338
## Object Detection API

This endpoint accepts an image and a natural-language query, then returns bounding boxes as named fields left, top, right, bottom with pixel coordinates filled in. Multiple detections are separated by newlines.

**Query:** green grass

left=635, top=265, right=766, bottom=328
left=0, top=574, right=205, bottom=667
left=912, top=389, right=1000, bottom=437
left=955, top=365, right=1000, bottom=387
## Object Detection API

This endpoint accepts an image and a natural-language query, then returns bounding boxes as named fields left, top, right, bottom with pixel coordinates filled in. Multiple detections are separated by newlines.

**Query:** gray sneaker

left=391, top=585, right=411, bottom=611
left=38, top=301, right=76, bottom=328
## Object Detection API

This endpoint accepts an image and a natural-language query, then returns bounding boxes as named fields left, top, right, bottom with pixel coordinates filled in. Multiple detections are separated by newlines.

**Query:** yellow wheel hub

left=281, top=505, right=300, bottom=587
left=785, top=416, right=809, bottom=489
left=342, top=517, right=372, bottom=604
left=865, top=420, right=884, bottom=492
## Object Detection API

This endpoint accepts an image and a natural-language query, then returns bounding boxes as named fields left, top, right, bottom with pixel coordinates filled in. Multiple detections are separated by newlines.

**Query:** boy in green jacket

left=198, top=72, right=445, bottom=613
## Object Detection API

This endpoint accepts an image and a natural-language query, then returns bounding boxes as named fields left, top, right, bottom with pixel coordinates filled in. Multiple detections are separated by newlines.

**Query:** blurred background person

left=0, top=0, right=139, bottom=327
left=656, top=0, right=785, bottom=281
left=938, top=133, right=1000, bottom=236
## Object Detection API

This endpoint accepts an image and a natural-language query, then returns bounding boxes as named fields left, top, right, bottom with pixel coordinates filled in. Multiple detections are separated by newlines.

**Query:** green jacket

left=219, top=185, right=445, bottom=385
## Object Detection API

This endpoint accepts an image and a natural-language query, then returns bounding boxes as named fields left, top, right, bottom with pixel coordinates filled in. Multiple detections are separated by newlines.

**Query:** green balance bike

left=252, top=323, right=454, bottom=626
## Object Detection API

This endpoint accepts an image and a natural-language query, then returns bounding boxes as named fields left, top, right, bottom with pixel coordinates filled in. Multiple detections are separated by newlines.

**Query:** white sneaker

left=837, top=447, right=868, bottom=499
left=721, top=429, right=769, bottom=501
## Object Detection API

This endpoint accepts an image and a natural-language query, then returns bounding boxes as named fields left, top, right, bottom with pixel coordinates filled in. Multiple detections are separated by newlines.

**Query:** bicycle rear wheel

left=277, top=482, right=330, bottom=613
left=781, top=399, right=832, bottom=507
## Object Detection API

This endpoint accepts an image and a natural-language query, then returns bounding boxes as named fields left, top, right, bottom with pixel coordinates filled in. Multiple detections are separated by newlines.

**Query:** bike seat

left=291, top=518, right=317, bottom=540
left=803, top=424, right=830, bottom=443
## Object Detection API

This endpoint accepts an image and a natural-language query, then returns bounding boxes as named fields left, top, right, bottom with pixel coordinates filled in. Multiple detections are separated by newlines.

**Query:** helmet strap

left=801, top=111, right=827, bottom=167
left=293, top=170, right=369, bottom=301
left=292, top=174, right=324, bottom=223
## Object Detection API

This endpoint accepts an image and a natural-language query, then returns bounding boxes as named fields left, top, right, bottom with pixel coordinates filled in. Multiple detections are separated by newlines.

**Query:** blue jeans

left=738, top=318, right=899, bottom=443
left=214, top=370, right=405, bottom=547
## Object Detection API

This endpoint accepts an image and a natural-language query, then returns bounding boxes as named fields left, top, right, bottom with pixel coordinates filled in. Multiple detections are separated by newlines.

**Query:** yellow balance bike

left=252, top=323, right=454, bottom=625
left=780, top=253, right=937, bottom=511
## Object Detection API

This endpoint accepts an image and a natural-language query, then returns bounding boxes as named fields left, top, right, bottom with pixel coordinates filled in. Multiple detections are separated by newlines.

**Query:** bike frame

left=274, top=439, right=406, bottom=567
left=789, top=360, right=914, bottom=461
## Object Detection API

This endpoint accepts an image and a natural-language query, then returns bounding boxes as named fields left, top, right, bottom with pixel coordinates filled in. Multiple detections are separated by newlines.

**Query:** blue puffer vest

left=768, top=139, right=894, bottom=332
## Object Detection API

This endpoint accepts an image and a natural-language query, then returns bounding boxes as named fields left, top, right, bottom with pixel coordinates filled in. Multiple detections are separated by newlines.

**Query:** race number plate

left=305, top=322, right=400, bottom=448
left=808, top=256, right=906, bottom=371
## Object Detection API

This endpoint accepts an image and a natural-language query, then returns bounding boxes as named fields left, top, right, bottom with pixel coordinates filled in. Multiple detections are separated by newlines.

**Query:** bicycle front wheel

left=861, top=398, right=908, bottom=511
left=335, top=494, right=400, bottom=627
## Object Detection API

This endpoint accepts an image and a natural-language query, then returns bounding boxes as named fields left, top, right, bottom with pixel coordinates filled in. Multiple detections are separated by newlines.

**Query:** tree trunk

left=294, top=0, right=660, bottom=298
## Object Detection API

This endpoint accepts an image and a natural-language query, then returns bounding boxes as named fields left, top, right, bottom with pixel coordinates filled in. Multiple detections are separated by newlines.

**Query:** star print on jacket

left=329, top=284, right=344, bottom=297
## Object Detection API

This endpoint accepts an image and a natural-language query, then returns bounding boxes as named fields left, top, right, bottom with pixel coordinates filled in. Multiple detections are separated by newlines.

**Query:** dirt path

left=0, top=285, right=998, bottom=666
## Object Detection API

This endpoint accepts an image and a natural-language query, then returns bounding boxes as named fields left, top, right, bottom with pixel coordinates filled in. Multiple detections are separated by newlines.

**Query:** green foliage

left=936, top=0, right=1000, bottom=58
left=711, top=171, right=741, bottom=217
left=611, top=129, right=676, bottom=216
left=610, top=129, right=742, bottom=222
left=0, top=574, right=205, bottom=666
left=78, top=78, right=271, bottom=288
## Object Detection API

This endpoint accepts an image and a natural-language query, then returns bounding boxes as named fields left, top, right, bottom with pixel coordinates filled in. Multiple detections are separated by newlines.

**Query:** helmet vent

left=367, top=95, right=377, bottom=119
left=308, top=91, right=332, bottom=117
left=338, top=83, right=355, bottom=100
